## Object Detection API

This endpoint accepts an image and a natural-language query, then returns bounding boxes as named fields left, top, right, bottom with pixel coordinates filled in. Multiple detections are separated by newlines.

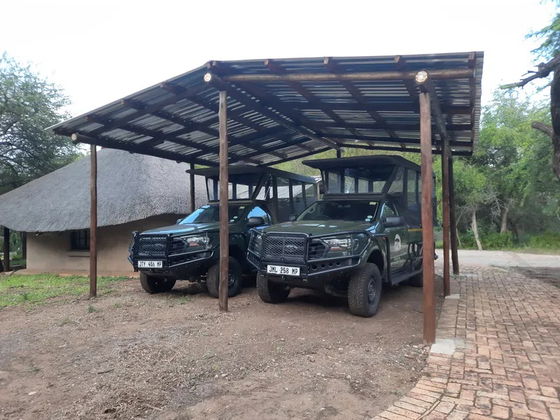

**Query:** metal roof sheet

left=50, top=52, right=483, bottom=165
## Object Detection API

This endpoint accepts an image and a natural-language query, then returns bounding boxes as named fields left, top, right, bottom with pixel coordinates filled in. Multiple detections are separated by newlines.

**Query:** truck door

left=380, top=202, right=408, bottom=273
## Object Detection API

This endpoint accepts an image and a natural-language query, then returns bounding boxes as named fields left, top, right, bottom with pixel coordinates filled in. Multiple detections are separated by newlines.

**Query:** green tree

left=504, top=2, right=560, bottom=179
left=0, top=52, right=79, bottom=193
left=458, top=90, right=560, bottom=246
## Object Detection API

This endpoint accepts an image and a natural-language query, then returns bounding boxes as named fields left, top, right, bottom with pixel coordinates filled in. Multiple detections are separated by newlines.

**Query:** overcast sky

left=0, top=0, right=555, bottom=117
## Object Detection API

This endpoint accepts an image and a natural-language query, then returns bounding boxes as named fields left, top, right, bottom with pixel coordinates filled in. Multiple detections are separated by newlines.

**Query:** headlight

left=176, top=233, right=211, bottom=251
left=249, top=231, right=263, bottom=254
left=323, top=233, right=368, bottom=257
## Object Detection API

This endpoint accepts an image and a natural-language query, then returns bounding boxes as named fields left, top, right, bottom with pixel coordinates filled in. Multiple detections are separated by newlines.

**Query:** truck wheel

left=348, top=263, right=382, bottom=317
left=257, top=273, right=290, bottom=303
left=206, top=257, right=243, bottom=298
left=140, top=272, right=176, bottom=294
left=407, top=271, right=423, bottom=287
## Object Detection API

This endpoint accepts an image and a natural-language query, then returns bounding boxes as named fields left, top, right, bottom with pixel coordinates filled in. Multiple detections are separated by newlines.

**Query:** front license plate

left=267, top=264, right=300, bottom=276
left=138, top=260, right=163, bottom=268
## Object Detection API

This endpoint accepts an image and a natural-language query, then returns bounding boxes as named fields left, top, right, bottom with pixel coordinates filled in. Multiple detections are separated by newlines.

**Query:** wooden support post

left=419, top=90, right=436, bottom=345
left=449, top=155, right=460, bottom=275
left=336, top=149, right=342, bottom=159
left=218, top=91, right=229, bottom=312
left=441, top=137, right=451, bottom=297
left=90, top=144, right=97, bottom=298
left=189, top=162, right=196, bottom=213
left=3, top=227, right=10, bottom=272
left=21, top=232, right=27, bottom=260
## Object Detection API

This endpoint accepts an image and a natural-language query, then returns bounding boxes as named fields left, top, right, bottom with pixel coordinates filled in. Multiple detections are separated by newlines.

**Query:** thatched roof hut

left=0, top=148, right=206, bottom=233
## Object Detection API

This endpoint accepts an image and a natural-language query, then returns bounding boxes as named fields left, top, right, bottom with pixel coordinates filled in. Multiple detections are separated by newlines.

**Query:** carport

left=50, top=52, right=483, bottom=344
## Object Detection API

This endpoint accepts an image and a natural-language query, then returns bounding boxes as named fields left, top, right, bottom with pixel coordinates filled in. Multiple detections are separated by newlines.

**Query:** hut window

left=70, top=230, right=89, bottom=251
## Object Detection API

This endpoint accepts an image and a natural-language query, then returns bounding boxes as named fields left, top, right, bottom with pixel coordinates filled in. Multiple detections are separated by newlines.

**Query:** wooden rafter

left=222, top=68, right=473, bottom=83
left=328, top=134, right=470, bottom=148
left=309, top=121, right=471, bottom=132
left=122, top=97, right=286, bottom=161
left=208, top=61, right=324, bottom=154
left=324, top=57, right=402, bottom=147
left=84, top=114, right=262, bottom=165
left=266, top=59, right=364, bottom=140
left=71, top=132, right=217, bottom=167
left=159, top=82, right=287, bottom=160
left=204, top=72, right=340, bottom=150
left=265, top=101, right=472, bottom=114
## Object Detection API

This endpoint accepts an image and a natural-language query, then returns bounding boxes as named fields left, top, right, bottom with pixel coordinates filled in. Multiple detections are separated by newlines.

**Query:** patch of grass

left=0, top=274, right=128, bottom=309
left=58, top=317, right=76, bottom=327
left=87, top=304, right=99, bottom=313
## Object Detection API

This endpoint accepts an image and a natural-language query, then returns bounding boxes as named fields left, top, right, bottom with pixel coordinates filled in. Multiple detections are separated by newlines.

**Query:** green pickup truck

left=247, top=155, right=434, bottom=317
left=129, top=166, right=317, bottom=297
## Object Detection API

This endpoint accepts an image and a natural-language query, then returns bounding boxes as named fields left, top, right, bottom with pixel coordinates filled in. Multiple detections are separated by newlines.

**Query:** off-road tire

left=347, top=263, right=382, bottom=317
left=140, top=272, right=176, bottom=294
left=257, top=273, right=290, bottom=303
left=407, top=270, right=424, bottom=287
left=206, top=257, right=243, bottom=298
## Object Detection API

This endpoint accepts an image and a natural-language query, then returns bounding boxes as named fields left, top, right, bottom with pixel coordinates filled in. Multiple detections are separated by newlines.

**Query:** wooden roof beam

left=264, top=146, right=332, bottom=166
left=123, top=98, right=286, bottom=161
left=70, top=132, right=218, bottom=166
left=158, top=82, right=288, bottom=160
left=266, top=59, right=364, bottom=140
left=78, top=84, right=209, bottom=138
left=84, top=114, right=262, bottom=165
left=324, top=57, right=402, bottom=148
left=394, top=56, right=420, bottom=98
left=203, top=72, right=340, bottom=150
left=223, top=68, right=473, bottom=83
left=341, top=142, right=472, bottom=156
left=208, top=60, right=330, bottom=155
left=243, top=137, right=316, bottom=160
left=271, top=101, right=472, bottom=114
left=310, top=121, right=472, bottom=131
left=328, top=134, right=470, bottom=148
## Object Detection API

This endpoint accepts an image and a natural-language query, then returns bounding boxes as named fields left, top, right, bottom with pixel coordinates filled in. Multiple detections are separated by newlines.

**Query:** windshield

left=297, top=200, right=379, bottom=223
left=179, top=204, right=248, bottom=224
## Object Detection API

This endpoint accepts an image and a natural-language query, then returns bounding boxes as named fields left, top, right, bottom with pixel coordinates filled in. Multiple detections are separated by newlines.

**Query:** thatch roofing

left=0, top=148, right=206, bottom=232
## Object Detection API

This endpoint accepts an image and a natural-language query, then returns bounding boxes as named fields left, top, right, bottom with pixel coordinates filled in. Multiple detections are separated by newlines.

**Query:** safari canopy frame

left=51, top=52, right=483, bottom=344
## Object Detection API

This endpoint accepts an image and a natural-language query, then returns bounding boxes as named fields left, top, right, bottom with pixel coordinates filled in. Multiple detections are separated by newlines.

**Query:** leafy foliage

left=529, top=2, right=560, bottom=59
left=0, top=53, right=80, bottom=193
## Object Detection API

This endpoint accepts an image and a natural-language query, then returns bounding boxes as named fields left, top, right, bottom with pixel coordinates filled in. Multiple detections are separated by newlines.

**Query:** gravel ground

left=0, top=277, right=442, bottom=419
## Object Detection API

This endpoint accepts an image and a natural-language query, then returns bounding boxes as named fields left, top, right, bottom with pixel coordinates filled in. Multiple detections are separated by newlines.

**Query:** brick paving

left=376, top=267, right=560, bottom=419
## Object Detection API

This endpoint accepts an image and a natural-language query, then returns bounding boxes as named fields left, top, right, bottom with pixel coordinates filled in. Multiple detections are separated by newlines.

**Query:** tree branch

left=501, top=54, right=560, bottom=89
left=531, top=121, right=554, bottom=137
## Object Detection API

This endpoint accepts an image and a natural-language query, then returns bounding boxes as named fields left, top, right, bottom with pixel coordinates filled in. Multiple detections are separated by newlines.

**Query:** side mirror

left=289, top=215, right=297, bottom=221
left=176, top=218, right=183, bottom=224
left=247, top=216, right=265, bottom=227
left=384, top=216, right=405, bottom=228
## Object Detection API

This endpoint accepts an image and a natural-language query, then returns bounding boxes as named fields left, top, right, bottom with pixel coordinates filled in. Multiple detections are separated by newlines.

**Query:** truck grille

left=262, top=234, right=306, bottom=264
left=137, top=235, right=168, bottom=258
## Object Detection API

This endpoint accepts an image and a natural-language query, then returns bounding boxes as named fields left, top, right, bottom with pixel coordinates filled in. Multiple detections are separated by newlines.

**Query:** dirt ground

left=0, top=278, right=443, bottom=420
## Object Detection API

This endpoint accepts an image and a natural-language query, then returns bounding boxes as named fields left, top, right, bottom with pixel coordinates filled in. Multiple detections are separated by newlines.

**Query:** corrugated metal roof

left=50, top=52, right=483, bottom=165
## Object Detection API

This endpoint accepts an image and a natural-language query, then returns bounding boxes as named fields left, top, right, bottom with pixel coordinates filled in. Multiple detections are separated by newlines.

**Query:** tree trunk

left=500, top=205, right=509, bottom=234
left=471, top=210, right=483, bottom=250
left=551, top=68, right=560, bottom=180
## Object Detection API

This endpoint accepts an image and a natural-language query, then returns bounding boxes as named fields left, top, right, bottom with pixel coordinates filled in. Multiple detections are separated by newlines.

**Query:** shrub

left=482, top=232, right=514, bottom=249
left=527, top=233, right=560, bottom=249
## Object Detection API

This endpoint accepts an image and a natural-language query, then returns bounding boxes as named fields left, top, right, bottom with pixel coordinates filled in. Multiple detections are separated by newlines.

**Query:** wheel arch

left=367, top=246, right=387, bottom=281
